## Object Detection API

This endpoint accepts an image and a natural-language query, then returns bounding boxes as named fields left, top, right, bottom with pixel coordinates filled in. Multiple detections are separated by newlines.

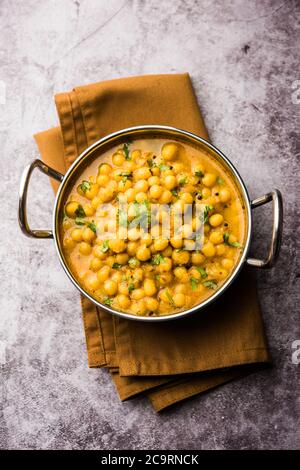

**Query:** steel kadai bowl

left=19, top=126, right=283, bottom=322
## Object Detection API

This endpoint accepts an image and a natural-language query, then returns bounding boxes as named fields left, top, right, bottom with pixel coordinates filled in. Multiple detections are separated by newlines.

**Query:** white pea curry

left=61, top=139, right=246, bottom=317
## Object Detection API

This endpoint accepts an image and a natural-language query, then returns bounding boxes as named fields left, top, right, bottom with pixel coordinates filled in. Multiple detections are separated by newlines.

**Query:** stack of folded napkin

left=35, top=74, right=269, bottom=411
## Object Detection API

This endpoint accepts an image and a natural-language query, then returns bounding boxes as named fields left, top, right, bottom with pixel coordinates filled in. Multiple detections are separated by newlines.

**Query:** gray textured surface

left=1, top=0, right=299, bottom=450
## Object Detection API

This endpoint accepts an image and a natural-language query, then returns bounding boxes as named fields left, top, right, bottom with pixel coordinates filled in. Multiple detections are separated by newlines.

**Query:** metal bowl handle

left=246, top=189, right=283, bottom=268
left=19, top=159, right=64, bottom=239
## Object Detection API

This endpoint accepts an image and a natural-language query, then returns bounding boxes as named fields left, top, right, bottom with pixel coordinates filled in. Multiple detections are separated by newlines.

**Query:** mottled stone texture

left=0, top=0, right=299, bottom=450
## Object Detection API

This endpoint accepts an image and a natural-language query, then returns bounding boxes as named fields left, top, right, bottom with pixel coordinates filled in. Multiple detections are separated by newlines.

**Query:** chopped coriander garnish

left=75, top=217, right=85, bottom=225
left=101, top=240, right=109, bottom=253
left=203, top=280, right=218, bottom=289
left=79, top=180, right=91, bottom=193
left=179, top=176, right=187, bottom=186
left=216, top=176, right=224, bottom=185
left=171, top=188, right=179, bottom=197
left=201, top=205, right=214, bottom=224
left=123, top=143, right=131, bottom=160
left=196, top=267, right=208, bottom=279
left=134, top=200, right=150, bottom=214
left=75, top=205, right=86, bottom=218
left=131, top=201, right=150, bottom=227
left=151, top=253, right=165, bottom=265
left=118, top=209, right=128, bottom=228
left=159, top=163, right=171, bottom=171
left=147, top=159, right=157, bottom=168
left=75, top=217, right=97, bottom=233
left=190, top=277, right=200, bottom=291
left=155, top=274, right=161, bottom=282
left=195, top=170, right=204, bottom=178
left=103, top=296, right=113, bottom=306
left=87, top=221, right=97, bottom=233
left=112, top=263, right=122, bottom=269
left=165, top=290, right=175, bottom=306
left=118, top=171, right=132, bottom=180
left=128, top=258, right=139, bottom=268
left=223, top=232, right=230, bottom=245
left=128, top=283, right=135, bottom=293
left=223, top=232, right=242, bottom=248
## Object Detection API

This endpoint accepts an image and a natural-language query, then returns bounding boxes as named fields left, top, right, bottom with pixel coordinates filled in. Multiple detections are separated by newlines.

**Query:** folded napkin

left=35, top=74, right=270, bottom=411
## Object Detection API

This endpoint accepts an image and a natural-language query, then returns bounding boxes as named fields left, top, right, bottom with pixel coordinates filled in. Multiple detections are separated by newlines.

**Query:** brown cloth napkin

left=34, top=74, right=270, bottom=411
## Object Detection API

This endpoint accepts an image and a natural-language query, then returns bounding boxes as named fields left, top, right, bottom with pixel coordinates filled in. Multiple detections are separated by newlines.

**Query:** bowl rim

left=53, top=125, right=252, bottom=322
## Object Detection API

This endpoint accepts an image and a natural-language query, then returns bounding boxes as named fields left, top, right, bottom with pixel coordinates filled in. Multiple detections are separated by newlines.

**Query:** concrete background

left=1, top=0, right=299, bottom=450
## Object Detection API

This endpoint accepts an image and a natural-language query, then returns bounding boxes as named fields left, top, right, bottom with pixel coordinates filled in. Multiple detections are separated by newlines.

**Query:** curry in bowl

left=61, top=138, right=246, bottom=317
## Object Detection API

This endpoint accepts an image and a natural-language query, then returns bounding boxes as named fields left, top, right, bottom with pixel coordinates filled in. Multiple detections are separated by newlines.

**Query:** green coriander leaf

left=230, top=241, right=242, bottom=248
left=112, top=263, right=122, bottom=269
left=128, top=283, right=135, bottom=293
left=131, top=201, right=150, bottom=228
left=128, top=258, right=139, bottom=268
left=201, top=204, right=214, bottom=224
left=147, top=159, right=157, bottom=168
left=79, top=180, right=91, bottom=193
left=132, top=201, right=140, bottom=217
left=155, top=274, right=161, bottom=282
left=151, top=253, right=165, bottom=265
left=118, top=171, right=132, bottom=179
left=87, top=221, right=97, bottom=233
left=159, top=163, right=171, bottom=171
left=203, top=280, right=218, bottom=289
left=171, top=188, right=179, bottom=197
left=165, top=290, right=175, bottom=306
left=223, top=232, right=242, bottom=248
left=223, top=232, right=230, bottom=244
left=123, top=143, right=131, bottom=160
left=136, top=200, right=150, bottom=214
left=75, top=217, right=85, bottom=225
left=195, top=170, right=204, bottom=178
left=75, top=205, right=86, bottom=218
left=190, top=277, right=199, bottom=291
left=216, top=176, right=224, bottom=185
left=118, top=210, right=128, bottom=227
left=196, top=267, right=208, bottom=279
left=75, top=218, right=96, bottom=233
left=101, top=240, right=109, bottom=253
left=103, top=296, right=113, bottom=306
left=179, top=176, right=188, bottom=186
